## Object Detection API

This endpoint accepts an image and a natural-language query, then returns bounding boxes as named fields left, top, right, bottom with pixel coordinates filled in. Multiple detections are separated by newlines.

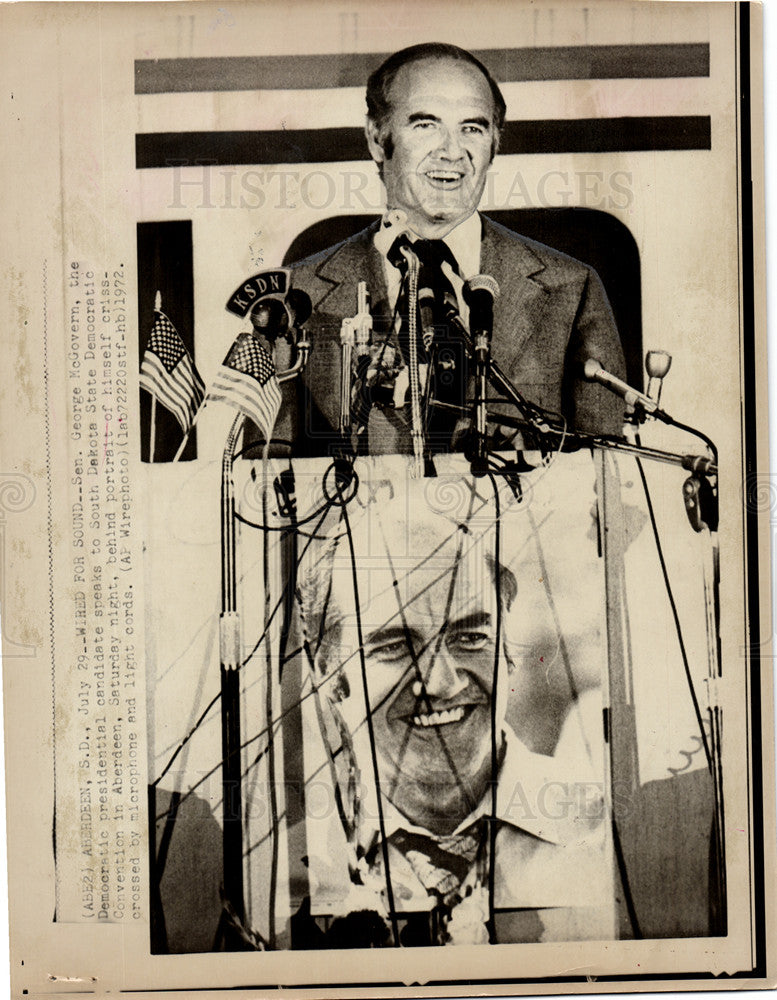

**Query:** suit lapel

left=312, top=221, right=393, bottom=333
left=295, top=220, right=396, bottom=442
left=480, top=216, right=551, bottom=367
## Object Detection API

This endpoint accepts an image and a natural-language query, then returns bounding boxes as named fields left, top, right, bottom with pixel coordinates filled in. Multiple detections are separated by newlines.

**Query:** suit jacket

left=279, top=214, right=626, bottom=455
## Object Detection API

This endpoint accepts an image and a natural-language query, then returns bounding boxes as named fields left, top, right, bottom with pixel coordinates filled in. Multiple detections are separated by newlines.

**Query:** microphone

left=417, top=284, right=436, bottom=352
left=645, top=349, right=672, bottom=404
left=339, top=281, right=374, bottom=436
left=275, top=288, right=313, bottom=383
left=250, top=290, right=312, bottom=340
left=463, top=275, right=499, bottom=352
left=285, top=288, right=312, bottom=328
left=434, top=290, right=559, bottom=432
left=387, top=233, right=415, bottom=273
left=583, top=358, right=658, bottom=414
left=464, top=275, right=500, bottom=476
left=249, top=297, right=289, bottom=340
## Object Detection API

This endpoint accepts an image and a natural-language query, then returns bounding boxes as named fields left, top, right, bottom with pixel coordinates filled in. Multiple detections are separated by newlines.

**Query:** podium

left=150, top=445, right=721, bottom=949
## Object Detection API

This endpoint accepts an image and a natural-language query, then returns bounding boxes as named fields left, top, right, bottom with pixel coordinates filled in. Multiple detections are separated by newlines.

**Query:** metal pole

left=220, top=413, right=245, bottom=930
left=595, top=448, right=642, bottom=939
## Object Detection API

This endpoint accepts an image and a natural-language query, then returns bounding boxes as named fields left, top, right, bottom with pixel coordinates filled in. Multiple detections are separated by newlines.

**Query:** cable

left=296, top=595, right=352, bottom=839
left=153, top=692, right=222, bottom=787
left=339, top=487, right=401, bottom=945
left=155, top=538, right=490, bottom=824
left=658, top=414, right=718, bottom=464
left=241, top=628, right=465, bottom=860
left=525, top=507, right=592, bottom=764
left=154, top=789, right=182, bottom=887
left=403, top=249, right=425, bottom=476
left=485, top=473, right=502, bottom=944
left=634, top=455, right=713, bottom=772
left=238, top=502, right=338, bottom=669
left=611, top=815, right=643, bottom=938
left=234, top=501, right=337, bottom=533
left=152, top=498, right=339, bottom=788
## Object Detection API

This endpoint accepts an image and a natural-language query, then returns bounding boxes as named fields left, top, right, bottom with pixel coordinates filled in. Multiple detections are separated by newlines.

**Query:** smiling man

left=320, top=515, right=510, bottom=838
left=297, top=485, right=615, bottom=947
left=282, top=43, right=627, bottom=457
left=364, top=49, right=500, bottom=240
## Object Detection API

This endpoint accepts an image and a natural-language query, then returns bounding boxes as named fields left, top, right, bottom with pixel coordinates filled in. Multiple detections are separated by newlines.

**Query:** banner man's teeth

left=411, top=706, right=466, bottom=727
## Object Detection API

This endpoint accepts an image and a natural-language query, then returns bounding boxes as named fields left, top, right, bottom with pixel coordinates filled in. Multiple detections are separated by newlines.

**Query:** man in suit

left=282, top=42, right=626, bottom=457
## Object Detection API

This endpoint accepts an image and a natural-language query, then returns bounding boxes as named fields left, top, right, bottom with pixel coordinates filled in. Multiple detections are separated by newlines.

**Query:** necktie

left=411, top=239, right=461, bottom=351
left=397, top=240, right=470, bottom=453
left=390, top=822, right=485, bottom=909
left=362, top=820, right=489, bottom=945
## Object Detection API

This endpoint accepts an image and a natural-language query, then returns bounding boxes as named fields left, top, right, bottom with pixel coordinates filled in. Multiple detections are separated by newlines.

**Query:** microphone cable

left=338, top=483, right=401, bottom=945
left=633, top=449, right=713, bottom=772
left=485, top=472, right=502, bottom=944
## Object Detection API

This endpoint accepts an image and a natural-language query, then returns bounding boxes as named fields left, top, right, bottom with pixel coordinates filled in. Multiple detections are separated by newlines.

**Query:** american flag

left=209, top=333, right=282, bottom=443
left=140, top=309, right=205, bottom=432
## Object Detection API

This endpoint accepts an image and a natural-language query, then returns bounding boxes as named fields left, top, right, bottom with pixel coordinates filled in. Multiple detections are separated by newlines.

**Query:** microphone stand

left=396, top=245, right=426, bottom=478
left=217, top=320, right=311, bottom=950
left=428, top=399, right=719, bottom=477
left=338, top=283, right=371, bottom=445
left=218, top=411, right=247, bottom=945
left=470, top=322, right=491, bottom=477
left=439, top=308, right=559, bottom=435
left=339, top=318, right=354, bottom=438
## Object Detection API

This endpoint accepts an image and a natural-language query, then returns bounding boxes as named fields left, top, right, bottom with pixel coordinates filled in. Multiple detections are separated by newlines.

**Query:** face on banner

left=366, top=57, right=498, bottom=237
left=312, top=498, right=513, bottom=836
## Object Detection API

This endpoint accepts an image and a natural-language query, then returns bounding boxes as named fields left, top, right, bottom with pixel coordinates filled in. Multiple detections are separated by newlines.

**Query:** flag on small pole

left=140, top=295, right=205, bottom=438
left=208, top=333, right=282, bottom=445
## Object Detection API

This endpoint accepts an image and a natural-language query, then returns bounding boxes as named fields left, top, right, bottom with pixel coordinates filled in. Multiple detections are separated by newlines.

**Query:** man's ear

left=365, top=116, right=386, bottom=164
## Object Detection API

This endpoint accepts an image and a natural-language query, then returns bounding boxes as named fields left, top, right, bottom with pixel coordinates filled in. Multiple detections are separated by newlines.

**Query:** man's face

left=367, top=57, right=498, bottom=238
left=320, top=522, right=510, bottom=835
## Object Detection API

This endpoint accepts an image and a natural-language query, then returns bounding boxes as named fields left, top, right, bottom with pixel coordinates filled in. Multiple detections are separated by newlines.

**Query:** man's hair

left=366, top=42, right=507, bottom=135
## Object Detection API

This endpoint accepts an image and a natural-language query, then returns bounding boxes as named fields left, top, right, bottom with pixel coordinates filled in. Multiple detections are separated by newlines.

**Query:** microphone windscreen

left=286, top=288, right=312, bottom=327
left=387, top=233, right=413, bottom=272
left=464, top=274, right=500, bottom=303
left=249, top=297, right=288, bottom=332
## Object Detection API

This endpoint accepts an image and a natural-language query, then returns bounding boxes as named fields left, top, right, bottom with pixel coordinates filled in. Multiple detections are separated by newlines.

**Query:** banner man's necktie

left=390, top=823, right=485, bottom=909
left=385, top=821, right=490, bottom=945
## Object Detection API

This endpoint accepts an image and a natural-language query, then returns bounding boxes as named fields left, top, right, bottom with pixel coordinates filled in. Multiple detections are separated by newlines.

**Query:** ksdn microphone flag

left=209, top=332, right=282, bottom=444
left=140, top=304, right=205, bottom=432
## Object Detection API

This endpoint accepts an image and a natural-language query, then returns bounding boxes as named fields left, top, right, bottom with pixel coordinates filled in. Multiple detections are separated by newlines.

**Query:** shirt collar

left=373, top=210, right=482, bottom=280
